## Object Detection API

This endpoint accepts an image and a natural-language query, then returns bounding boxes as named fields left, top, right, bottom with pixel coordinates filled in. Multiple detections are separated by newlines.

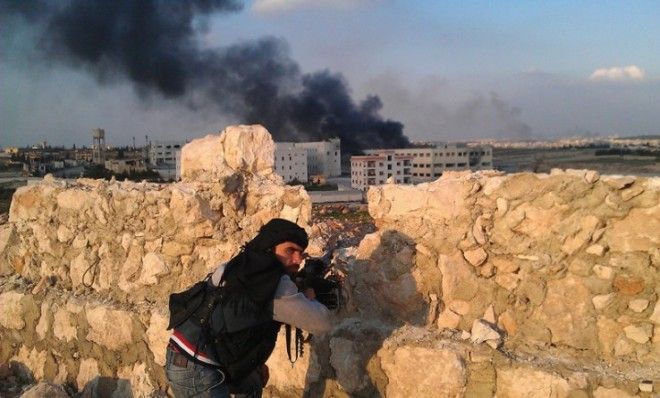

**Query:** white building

left=364, top=143, right=492, bottom=183
left=149, top=140, right=184, bottom=167
left=274, top=138, right=341, bottom=182
left=350, top=150, right=412, bottom=191
left=274, top=143, right=308, bottom=183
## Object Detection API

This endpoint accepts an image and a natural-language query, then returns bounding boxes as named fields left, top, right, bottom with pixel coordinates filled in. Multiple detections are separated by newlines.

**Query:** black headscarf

left=223, top=219, right=308, bottom=307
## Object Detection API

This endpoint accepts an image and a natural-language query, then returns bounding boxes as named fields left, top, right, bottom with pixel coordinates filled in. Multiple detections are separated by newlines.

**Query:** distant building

left=274, top=143, right=308, bottom=183
left=105, top=159, right=147, bottom=175
left=350, top=150, right=412, bottom=191
left=274, top=138, right=341, bottom=182
left=365, top=143, right=492, bottom=183
left=149, top=140, right=184, bottom=167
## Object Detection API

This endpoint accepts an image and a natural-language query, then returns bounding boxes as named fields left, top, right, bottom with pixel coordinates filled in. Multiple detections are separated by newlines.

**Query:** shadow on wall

left=301, top=229, right=430, bottom=397
left=0, top=361, right=169, bottom=398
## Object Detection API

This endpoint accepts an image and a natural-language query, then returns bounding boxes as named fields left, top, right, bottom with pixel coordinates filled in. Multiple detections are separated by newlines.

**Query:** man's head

left=273, top=241, right=306, bottom=275
left=246, top=218, right=308, bottom=274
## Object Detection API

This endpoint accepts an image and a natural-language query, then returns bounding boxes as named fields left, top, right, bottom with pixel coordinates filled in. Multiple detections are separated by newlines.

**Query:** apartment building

left=149, top=140, right=184, bottom=166
left=274, top=143, right=308, bottom=183
left=350, top=150, right=413, bottom=191
left=365, top=143, right=492, bottom=183
left=274, top=138, right=341, bottom=182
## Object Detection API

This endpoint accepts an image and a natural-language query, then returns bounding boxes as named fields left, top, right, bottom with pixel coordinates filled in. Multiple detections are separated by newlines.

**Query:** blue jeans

left=165, top=348, right=263, bottom=398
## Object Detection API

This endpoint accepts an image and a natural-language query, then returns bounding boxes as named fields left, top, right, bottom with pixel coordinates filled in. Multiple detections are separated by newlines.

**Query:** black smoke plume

left=1, top=0, right=409, bottom=153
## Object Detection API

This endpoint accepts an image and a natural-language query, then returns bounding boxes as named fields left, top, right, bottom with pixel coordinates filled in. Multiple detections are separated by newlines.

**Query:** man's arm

left=272, top=275, right=332, bottom=335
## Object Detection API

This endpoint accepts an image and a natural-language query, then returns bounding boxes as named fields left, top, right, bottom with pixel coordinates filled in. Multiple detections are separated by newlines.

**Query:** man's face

left=273, top=241, right=306, bottom=275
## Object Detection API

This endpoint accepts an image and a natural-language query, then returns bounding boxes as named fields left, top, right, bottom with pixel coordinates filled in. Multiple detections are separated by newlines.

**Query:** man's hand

left=303, top=287, right=316, bottom=300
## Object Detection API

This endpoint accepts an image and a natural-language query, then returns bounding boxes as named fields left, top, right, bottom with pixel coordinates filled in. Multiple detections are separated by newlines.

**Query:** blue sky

left=2, top=0, right=659, bottom=146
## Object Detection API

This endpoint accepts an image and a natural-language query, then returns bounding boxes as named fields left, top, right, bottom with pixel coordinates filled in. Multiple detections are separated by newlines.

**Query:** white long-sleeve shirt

left=211, top=263, right=332, bottom=335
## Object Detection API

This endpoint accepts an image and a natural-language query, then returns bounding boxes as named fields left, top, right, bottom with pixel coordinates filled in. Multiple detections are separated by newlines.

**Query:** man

left=165, top=218, right=331, bottom=397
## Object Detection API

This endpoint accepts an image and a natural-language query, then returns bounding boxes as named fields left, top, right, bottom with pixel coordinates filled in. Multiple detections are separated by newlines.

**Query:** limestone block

left=9, top=185, right=45, bottom=221
left=498, top=310, right=518, bottom=336
left=12, top=346, right=48, bottom=381
left=449, top=300, right=471, bottom=315
left=639, top=381, right=653, bottom=393
left=20, top=382, right=69, bottom=398
left=0, top=292, right=34, bottom=330
left=586, top=244, right=606, bottom=256
left=532, top=275, right=597, bottom=350
left=606, top=204, right=660, bottom=252
left=116, top=362, right=154, bottom=398
left=56, top=225, right=74, bottom=243
left=561, top=215, right=601, bottom=255
left=472, top=217, right=487, bottom=245
left=592, top=293, right=615, bottom=311
left=379, top=345, right=466, bottom=398
left=463, top=247, right=488, bottom=266
left=437, top=309, right=461, bottom=329
left=139, top=253, right=170, bottom=285
left=593, top=265, right=614, bottom=279
left=597, top=317, right=622, bottom=355
left=621, top=185, right=644, bottom=201
left=471, top=319, right=501, bottom=345
left=614, top=337, right=634, bottom=356
left=56, top=189, right=88, bottom=211
left=438, top=253, right=480, bottom=304
left=628, top=299, right=649, bottom=313
left=491, top=257, right=519, bottom=273
left=623, top=324, right=652, bottom=344
left=495, top=273, right=521, bottom=291
left=162, top=241, right=193, bottom=257
left=181, top=125, right=275, bottom=182
left=496, top=367, right=570, bottom=398
left=35, top=301, right=51, bottom=340
left=593, top=386, right=635, bottom=397
left=53, top=306, right=77, bottom=342
left=0, top=224, right=18, bottom=275
left=330, top=337, right=367, bottom=393
left=496, top=197, right=508, bottom=215
left=85, top=305, right=134, bottom=350
left=146, top=309, right=170, bottom=366
left=585, top=170, right=600, bottom=183
left=76, top=358, right=99, bottom=391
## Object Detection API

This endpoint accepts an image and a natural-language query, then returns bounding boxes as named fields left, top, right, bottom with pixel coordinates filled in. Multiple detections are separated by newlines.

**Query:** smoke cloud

left=1, top=0, right=408, bottom=153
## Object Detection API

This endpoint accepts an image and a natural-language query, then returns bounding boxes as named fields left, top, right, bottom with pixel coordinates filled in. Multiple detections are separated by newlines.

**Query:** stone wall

left=325, top=169, right=658, bottom=397
left=1, top=125, right=658, bottom=397
left=0, top=125, right=311, bottom=396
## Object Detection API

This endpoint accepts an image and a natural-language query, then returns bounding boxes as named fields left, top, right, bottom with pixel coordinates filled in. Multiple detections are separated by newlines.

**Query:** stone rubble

left=0, top=126, right=659, bottom=397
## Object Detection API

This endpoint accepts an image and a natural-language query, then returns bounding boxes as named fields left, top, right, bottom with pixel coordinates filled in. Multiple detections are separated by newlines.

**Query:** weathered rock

left=146, top=309, right=170, bottom=366
left=0, top=292, right=34, bottom=330
left=379, top=344, right=466, bottom=397
left=329, top=337, right=367, bottom=393
left=20, top=382, right=70, bottom=398
left=532, top=275, right=597, bottom=350
left=85, top=305, right=134, bottom=350
left=593, top=386, right=635, bottom=398
left=471, top=319, right=501, bottom=345
left=76, top=358, right=99, bottom=391
left=496, top=367, right=570, bottom=398
left=628, top=299, right=649, bottom=313
left=623, top=324, right=652, bottom=344
left=606, top=204, right=660, bottom=252
left=464, top=247, right=488, bottom=266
